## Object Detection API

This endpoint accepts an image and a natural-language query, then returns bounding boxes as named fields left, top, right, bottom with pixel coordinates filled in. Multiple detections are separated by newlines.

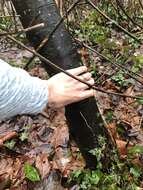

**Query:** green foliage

left=4, top=139, right=16, bottom=150
left=69, top=136, right=142, bottom=190
left=105, top=110, right=113, bottom=123
left=137, top=98, right=143, bottom=105
left=128, top=145, right=143, bottom=155
left=130, top=167, right=142, bottom=179
left=0, top=17, right=27, bottom=43
left=0, top=17, right=13, bottom=30
left=73, top=2, right=143, bottom=88
left=111, top=69, right=135, bottom=87
left=75, top=11, right=111, bottom=46
left=19, top=125, right=31, bottom=142
left=24, top=163, right=40, bottom=182
left=132, top=55, right=143, bottom=73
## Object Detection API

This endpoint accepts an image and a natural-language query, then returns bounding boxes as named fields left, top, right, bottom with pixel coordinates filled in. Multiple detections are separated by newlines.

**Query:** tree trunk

left=12, top=0, right=115, bottom=169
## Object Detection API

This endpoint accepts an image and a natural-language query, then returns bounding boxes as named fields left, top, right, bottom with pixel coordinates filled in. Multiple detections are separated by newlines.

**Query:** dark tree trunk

left=12, top=0, right=115, bottom=169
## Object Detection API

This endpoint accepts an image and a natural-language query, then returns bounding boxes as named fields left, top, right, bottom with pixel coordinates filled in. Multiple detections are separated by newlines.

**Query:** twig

left=94, top=55, right=122, bottom=85
left=75, top=38, right=143, bottom=85
left=86, top=0, right=141, bottom=43
left=116, top=0, right=143, bottom=29
left=24, top=0, right=82, bottom=70
left=138, top=0, right=143, bottom=10
left=4, top=32, right=143, bottom=100
left=0, top=131, right=17, bottom=146
left=0, top=23, right=45, bottom=36
left=0, top=15, right=20, bottom=18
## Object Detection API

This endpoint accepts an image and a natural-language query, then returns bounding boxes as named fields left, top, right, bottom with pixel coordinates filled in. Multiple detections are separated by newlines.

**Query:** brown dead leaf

left=0, top=174, right=11, bottom=190
left=124, top=86, right=135, bottom=104
left=35, top=153, right=51, bottom=179
left=107, top=122, right=118, bottom=140
left=54, top=147, right=71, bottom=173
left=116, top=139, right=133, bottom=159
left=78, top=47, right=90, bottom=67
left=62, top=156, right=85, bottom=177
left=50, top=125, right=69, bottom=148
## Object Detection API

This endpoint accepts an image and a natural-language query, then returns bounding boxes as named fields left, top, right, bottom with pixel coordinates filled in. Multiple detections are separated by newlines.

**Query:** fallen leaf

left=35, top=153, right=51, bottom=179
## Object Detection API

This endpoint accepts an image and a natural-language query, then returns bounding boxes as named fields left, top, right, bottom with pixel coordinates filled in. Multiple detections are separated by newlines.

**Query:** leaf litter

left=0, top=34, right=143, bottom=189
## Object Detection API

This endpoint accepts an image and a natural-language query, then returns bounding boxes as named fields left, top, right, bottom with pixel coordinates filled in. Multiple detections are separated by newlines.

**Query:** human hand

left=46, top=66, right=95, bottom=108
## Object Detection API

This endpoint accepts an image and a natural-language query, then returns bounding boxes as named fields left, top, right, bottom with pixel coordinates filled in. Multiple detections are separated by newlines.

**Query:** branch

left=0, top=15, right=20, bottom=18
left=0, top=132, right=17, bottom=146
left=138, top=0, right=143, bottom=10
left=86, top=0, right=141, bottom=43
left=4, top=31, right=143, bottom=101
left=75, top=38, right=143, bottom=85
left=0, top=23, right=45, bottom=36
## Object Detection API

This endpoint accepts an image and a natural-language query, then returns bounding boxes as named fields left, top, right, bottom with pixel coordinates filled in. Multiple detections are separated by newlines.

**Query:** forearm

left=0, top=59, right=48, bottom=120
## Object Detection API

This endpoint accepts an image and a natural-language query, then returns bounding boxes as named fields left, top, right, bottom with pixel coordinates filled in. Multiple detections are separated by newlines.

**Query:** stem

left=75, top=38, right=143, bottom=85
left=0, top=23, right=45, bottom=36
left=138, top=0, right=143, bottom=10
left=4, top=31, right=143, bottom=101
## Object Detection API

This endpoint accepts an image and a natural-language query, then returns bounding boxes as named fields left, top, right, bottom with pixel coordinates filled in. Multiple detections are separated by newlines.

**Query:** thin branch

left=24, top=0, right=82, bottom=70
left=0, top=15, right=20, bottom=18
left=4, top=32, right=143, bottom=100
left=86, top=0, right=141, bottom=43
left=138, top=0, right=143, bottom=10
left=75, top=38, right=143, bottom=85
left=0, top=131, right=17, bottom=146
left=116, top=0, right=143, bottom=29
left=0, top=23, right=45, bottom=36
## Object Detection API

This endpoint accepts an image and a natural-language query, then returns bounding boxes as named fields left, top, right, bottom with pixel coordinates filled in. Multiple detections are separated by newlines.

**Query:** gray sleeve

left=0, top=59, right=48, bottom=120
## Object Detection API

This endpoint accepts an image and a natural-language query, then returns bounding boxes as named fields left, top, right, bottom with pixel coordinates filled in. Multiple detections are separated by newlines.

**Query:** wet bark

left=12, top=0, right=115, bottom=170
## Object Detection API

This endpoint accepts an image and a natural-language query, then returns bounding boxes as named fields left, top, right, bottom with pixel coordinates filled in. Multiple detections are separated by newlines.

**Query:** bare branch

left=138, top=0, right=143, bottom=10
left=75, top=38, right=143, bottom=85
left=3, top=30, right=143, bottom=101
left=0, top=23, right=45, bottom=36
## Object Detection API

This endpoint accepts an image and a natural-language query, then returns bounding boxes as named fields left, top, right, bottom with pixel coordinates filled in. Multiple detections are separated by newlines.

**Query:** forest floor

left=0, top=38, right=143, bottom=189
left=0, top=2, right=143, bottom=188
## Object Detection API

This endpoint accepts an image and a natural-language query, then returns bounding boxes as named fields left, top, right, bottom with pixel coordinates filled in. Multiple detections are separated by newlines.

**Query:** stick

left=5, top=33, right=143, bottom=100
left=0, top=23, right=45, bottom=36
left=75, top=38, right=143, bottom=84
left=0, top=131, right=17, bottom=146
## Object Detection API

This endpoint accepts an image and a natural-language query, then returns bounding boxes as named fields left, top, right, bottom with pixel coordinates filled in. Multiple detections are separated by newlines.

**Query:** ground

left=0, top=42, right=143, bottom=189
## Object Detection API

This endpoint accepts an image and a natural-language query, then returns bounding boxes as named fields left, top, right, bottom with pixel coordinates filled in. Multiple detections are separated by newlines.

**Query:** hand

left=46, top=66, right=95, bottom=108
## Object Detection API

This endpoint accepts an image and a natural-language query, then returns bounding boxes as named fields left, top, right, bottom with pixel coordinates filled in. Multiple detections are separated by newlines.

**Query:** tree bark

left=12, top=0, right=115, bottom=169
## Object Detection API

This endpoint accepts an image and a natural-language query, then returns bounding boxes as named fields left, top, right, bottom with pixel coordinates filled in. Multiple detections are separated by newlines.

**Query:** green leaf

left=24, top=163, right=40, bottom=182
left=137, top=98, right=143, bottom=105
left=128, top=145, right=143, bottom=154
left=73, top=170, right=82, bottom=178
left=19, top=131, right=28, bottom=141
left=4, top=139, right=16, bottom=150
left=130, top=167, right=141, bottom=178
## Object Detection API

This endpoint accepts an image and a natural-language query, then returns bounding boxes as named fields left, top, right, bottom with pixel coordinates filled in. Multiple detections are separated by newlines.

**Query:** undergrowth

left=69, top=136, right=143, bottom=190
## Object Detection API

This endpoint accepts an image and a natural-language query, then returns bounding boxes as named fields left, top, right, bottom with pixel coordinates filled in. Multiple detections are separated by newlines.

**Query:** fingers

left=80, top=89, right=95, bottom=99
left=79, top=72, right=92, bottom=81
left=76, top=78, right=95, bottom=90
left=67, top=66, right=87, bottom=76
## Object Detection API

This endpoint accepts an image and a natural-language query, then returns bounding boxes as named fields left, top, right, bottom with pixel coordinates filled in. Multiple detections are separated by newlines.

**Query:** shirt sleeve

left=0, top=59, right=48, bottom=120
